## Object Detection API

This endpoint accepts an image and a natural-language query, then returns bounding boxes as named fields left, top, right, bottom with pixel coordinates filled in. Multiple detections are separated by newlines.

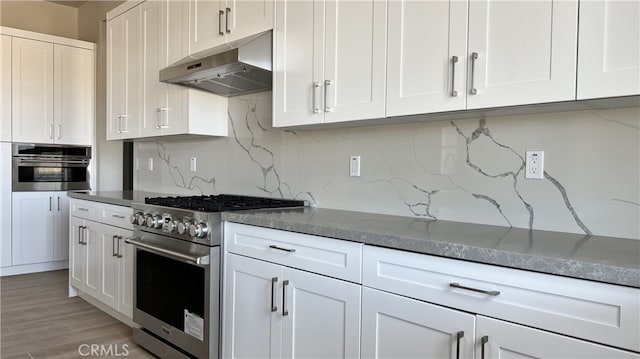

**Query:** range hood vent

left=159, top=32, right=272, bottom=97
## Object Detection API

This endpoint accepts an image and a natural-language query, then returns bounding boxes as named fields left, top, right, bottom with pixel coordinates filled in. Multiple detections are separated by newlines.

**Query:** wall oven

left=12, top=143, right=91, bottom=191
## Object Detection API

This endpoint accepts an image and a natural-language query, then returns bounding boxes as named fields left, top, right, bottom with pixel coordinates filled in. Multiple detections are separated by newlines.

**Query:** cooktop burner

left=144, top=194, right=306, bottom=212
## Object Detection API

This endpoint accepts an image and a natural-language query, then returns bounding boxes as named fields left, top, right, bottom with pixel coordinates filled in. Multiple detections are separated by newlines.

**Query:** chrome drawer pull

left=450, top=282, right=500, bottom=296
left=78, top=207, right=89, bottom=212
left=271, top=277, right=278, bottom=312
left=269, top=245, right=296, bottom=253
left=111, top=214, right=126, bottom=219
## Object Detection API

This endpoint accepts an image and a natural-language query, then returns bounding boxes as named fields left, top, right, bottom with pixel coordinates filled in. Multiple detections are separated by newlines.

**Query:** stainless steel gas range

left=127, top=194, right=307, bottom=359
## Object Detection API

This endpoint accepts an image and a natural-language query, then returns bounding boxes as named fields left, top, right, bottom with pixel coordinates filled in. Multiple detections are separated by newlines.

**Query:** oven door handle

left=125, top=237, right=210, bottom=266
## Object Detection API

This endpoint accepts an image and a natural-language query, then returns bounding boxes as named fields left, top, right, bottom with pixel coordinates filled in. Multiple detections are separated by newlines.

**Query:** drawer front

left=363, top=245, right=640, bottom=352
left=99, top=203, right=132, bottom=229
left=225, top=222, right=362, bottom=283
left=70, top=199, right=98, bottom=221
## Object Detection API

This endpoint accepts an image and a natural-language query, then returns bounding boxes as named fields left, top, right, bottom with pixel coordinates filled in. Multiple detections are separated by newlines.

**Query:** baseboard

left=0, top=261, right=69, bottom=277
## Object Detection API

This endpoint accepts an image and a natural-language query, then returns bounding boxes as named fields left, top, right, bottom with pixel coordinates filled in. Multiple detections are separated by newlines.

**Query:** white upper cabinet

left=386, top=0, right=468, bottom=117
left=1, top=35, right=10, bottom=142
left=107, top=6, right=142, bottom=140
left=11, top=37, right=54, bottom=143
left=273, top=0, right=386, bottom=127
left=140, top=0, right=227, bottom=138
left=466, top=0, right=578, bottom=109
left=188, top=0, right=273, bottom=57
left=54, top=44, right=93, bottom=146
left=577, top=0, right=640, bottom=99
left=10, top=36, right=93, bottom=145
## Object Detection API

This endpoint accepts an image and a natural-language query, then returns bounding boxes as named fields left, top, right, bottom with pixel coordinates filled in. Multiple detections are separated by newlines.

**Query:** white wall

left=135, top=93, right=640, bottom=240
left=0, top=0, right=78, bottom=39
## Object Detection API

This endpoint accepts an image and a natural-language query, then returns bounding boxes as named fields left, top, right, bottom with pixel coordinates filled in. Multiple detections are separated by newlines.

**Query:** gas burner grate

left=144, top=194, right=306, bottom=212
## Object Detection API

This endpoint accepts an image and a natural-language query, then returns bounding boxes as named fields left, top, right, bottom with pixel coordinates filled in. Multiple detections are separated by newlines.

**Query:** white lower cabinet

left=361, top=287, right=475, bottom=359
left=223, top=222, right=363, bottom=359
left=69, top=199, right=133, bottom=319
left=11, top=191, right=68, bottom=266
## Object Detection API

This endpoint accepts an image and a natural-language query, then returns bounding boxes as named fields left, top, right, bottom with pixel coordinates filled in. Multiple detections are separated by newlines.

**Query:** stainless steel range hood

left=159, top=32, right=272, bottom=97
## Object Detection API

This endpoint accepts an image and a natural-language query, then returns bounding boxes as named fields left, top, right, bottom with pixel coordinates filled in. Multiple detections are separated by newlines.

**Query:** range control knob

left=146, top=214, right=163, bottom=229
left=189, top=223, right=208, bottom=238
left=136, top=213, right=146, bottom=226
left=178, top=221, right=190, bottom=235
left=166, top=220, right=179, bottom=233
left=130, top=212, right=142, bottom=225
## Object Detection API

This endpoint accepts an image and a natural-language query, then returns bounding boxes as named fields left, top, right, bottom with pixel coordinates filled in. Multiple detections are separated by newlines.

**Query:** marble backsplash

left=134, top=93, right=640, bottom=240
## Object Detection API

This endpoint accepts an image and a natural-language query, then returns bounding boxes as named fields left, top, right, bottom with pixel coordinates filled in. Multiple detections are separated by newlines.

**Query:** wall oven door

left=127, top=232, right=219, bottom=359
left=12, top=143, right=91, bottom=191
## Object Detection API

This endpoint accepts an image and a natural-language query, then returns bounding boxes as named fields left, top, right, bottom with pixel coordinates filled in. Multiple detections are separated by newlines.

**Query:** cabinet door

left=323, top=0, right=386, bottom=124
left=272, top=0, right=323, bottom=127
left=223, top=254, right=283, bottom=359
left=140, top=0, right=165, bottom=138
left=282, top=267, right=361, bottom=359
left=386, top=0, right=468, bottom=117
left=53, top=193, right=69, bottom=261
left=11, top=192, right=54, bottom=265
left=0, top=143, right=10, bottom=268
left=69, top=217, right=85, bottom=289
left=11, top=37, right=54, bottom=143
left=361, top=287, right=475, bottom=359
left=83, top=222, right=101, bottom=299
left=476, top=316, right=639, bottom=359
left=97, top=222, right=120, bottom=310
left=54, top=45, right=93, bottom=145
left=188, top=0, right=227, bottom=56
left=1, top=35, right=10, bottom=142
left=225, top=0, right=274, bottom=44
left=107, top=15, right=125, bottom=140
left=118, top=230, right=134, bottom=318
left=466, top=0, right=578, bottom=109
left=577, top=0, right=640, bottom=99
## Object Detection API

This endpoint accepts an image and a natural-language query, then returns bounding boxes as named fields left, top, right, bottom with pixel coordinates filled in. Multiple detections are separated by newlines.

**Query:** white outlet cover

left=147, top=158, right=154, bottom=171
left=525, top=151, right=544, bottom=179
left=190, top=157, right=197, bottom=172
left=350, top=156, right=361, bottom=177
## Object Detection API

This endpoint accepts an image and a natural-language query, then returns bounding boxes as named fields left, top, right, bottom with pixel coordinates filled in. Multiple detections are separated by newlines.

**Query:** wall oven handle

left=125, top=237, right=210, bottom=265
left=19, top=159, right=90, bottom=165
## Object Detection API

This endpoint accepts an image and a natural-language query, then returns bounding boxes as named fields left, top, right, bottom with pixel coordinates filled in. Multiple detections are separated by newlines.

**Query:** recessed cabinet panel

left=1, top=35, right=11, bottom=142
left=188, top=0, right=227, bottom=55
left=386, top=0, right=468, bottom=116
left=226, top=0, right=273, bottom=44
left=11, top=192, right=55, bottom=265
left=11, top=37, right=54, bottom=143
left=466, top=0, right=578, bottom=109
left=577, top=0, right=640, bottom=99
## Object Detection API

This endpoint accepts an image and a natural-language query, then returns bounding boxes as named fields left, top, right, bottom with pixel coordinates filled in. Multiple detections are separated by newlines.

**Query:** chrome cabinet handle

left=282, top=280, right=289, bottom=316
left=159, top=108, right=169, bottom=128
left=312, top=82, right=321, bottom=114
left=324, top=80, right=333, bottom=112
left=81, top=226, right=87, bottom=245
left=155, top=108, right=161, bottom=129
left=57, top=197, right=60, bottom=211
left=49, top=124, right=54, bottom=139
left=269, top=245, right=296, bottom=253
left=120, top=115, right=129, bottom=133
left=117, top=236, right=123, bottom=258
left=271, top=277, right=278, bottom=312
left=451, top=56, right=459, bottom=97
left=116, top=115, right=122, bottom=134
left=225, top=7, right=231, bottom=34
left=56, top=124, right=61, bottom=139
left=49, top=196, right=52, bottom=211
left=470, top=52, right=478, bottom=95
left=456, top=331, right=464, bottom=359
left=450, top=282, right=500, bottom=296
left=112, top=235, right=118, bottom=257
left=78, top=226, right=83, bottom=245
left=111, top=214, right=125, bottom=219
left=219, top=10, right=224, bottom=36
left=481, top=336, right=489, bottom=359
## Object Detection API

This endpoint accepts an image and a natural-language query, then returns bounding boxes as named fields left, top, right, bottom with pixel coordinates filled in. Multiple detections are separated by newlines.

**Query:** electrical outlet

left=350, top=156, right=361, bottom=177
left=190, top=157, right=197, bottom=172
left=525, top=151, right=544, bottom=179
left=147, top=158, right=154, bottom=171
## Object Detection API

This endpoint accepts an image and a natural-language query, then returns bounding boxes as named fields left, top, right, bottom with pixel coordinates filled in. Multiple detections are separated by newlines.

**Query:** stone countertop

left=222, top=207, right=640, bottom=288
left=67, top=191, right=170, bottom=207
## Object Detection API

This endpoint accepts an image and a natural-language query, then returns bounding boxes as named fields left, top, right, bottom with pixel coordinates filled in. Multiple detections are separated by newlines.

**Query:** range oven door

left=127, top=232, right=219, bottom=359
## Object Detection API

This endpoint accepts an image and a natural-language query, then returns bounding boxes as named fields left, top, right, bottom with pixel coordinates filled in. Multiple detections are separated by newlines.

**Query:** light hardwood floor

left=1, top=270, right=156, bottom=359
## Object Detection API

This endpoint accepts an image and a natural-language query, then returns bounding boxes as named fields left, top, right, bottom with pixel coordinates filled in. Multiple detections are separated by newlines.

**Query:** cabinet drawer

left=363, top=245, right=640, bottom=352
left=224, top=222, right=362, bottom=283
left=70, top=199, right=98, bottom=221
left=99, top=203, right=132, bottom=229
